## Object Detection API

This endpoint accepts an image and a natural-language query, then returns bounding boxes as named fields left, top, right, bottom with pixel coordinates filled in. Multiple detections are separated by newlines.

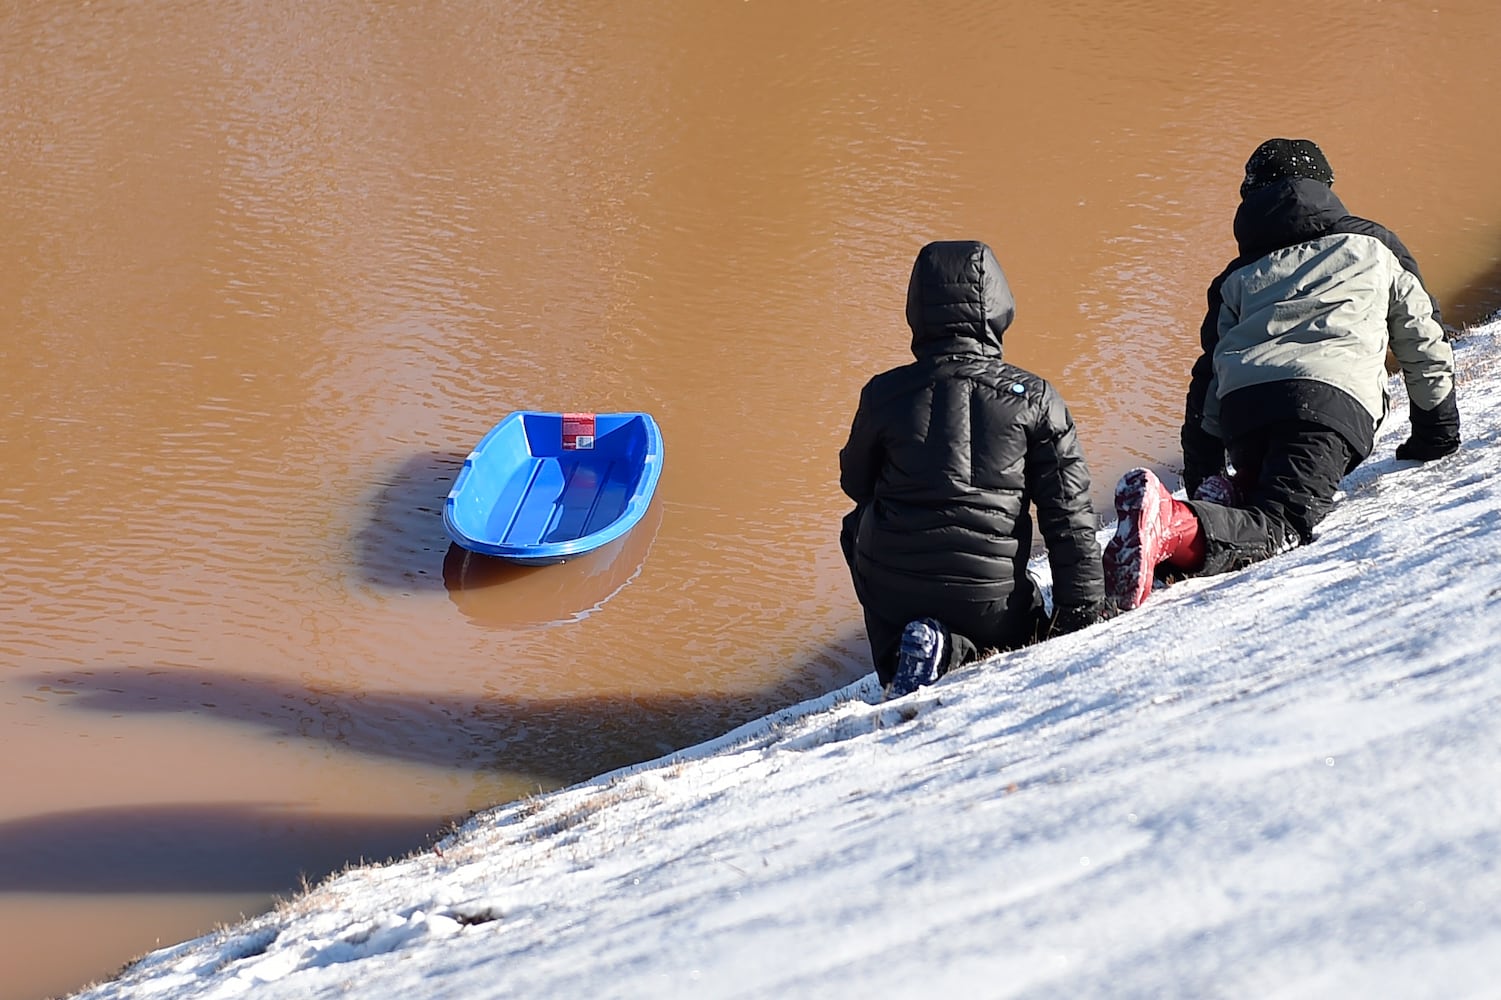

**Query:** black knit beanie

left=1240, top=138, right=1334, bottom=197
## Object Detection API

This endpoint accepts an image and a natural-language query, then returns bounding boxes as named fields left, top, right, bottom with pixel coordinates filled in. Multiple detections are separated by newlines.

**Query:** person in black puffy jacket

left=840, top=240, right=1109, bottom=699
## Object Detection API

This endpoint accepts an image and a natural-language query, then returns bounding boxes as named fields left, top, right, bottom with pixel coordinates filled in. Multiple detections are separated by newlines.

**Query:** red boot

left=1104, top=468, right=1206, bottom=610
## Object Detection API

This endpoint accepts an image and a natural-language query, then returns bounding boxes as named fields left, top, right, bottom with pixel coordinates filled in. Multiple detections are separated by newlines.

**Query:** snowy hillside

left=73, top=318, right=1501, bottom=1000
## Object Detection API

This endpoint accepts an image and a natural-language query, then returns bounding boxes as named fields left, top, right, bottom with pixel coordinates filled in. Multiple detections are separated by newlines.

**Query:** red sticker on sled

left=562, top=412, right=596, bottom=450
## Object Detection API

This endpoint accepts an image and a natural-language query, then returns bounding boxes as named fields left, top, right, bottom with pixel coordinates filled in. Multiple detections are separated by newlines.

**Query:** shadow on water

left=0, top=805, right=442, bottom=894
left=13, top=638, right=872, bottom=895
left=27, top=666, right=816, bottom=781
left=351, top=450, right=467, bottom=593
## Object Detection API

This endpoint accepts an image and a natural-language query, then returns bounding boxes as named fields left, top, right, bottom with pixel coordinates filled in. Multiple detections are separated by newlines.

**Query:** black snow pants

left=840, top=508, right=1044, bottom=688
left=857, top=596, right=1044, bottom=689
left=1185, top=418, right=1358, bottom=576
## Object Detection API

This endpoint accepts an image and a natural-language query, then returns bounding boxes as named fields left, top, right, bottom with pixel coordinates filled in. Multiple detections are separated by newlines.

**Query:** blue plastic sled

left=444, top=411, right=664, bottom=565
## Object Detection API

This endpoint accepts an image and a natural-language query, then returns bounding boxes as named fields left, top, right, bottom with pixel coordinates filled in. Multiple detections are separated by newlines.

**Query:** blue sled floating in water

left=444, top=411, right=664, bottom=566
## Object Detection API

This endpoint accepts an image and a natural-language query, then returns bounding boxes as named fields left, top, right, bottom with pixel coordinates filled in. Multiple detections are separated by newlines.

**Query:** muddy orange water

left=3, top=2, right=1500, bottom=997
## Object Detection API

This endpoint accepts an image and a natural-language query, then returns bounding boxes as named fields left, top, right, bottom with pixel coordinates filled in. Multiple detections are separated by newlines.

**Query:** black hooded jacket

left=839, top=241, right=1104, bottom=617
left=1181, top=178, right=1446, bottom=490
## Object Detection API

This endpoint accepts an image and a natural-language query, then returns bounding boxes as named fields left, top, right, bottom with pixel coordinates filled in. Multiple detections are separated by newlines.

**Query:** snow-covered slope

left=73, top=319, right=1501, bottom=1000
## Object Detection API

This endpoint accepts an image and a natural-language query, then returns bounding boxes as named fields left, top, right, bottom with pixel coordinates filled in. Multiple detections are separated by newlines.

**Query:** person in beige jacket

left=1105, top=138, right=1460, bottom=610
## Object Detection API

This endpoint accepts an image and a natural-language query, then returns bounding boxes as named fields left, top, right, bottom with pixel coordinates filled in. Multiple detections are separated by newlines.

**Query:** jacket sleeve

left=1025, top=387, right=1105, bottom=613
left=1388, top=262, right=1458, bottom=415
left=838, top=386, right=881, bottom=505
left=1345, top=215, right=1445, bottom=329
left=1181, top=265, right=1233, bottom=495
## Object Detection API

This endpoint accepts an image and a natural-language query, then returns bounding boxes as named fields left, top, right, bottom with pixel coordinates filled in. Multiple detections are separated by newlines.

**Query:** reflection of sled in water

left=442, top=497, right=664, bottom=628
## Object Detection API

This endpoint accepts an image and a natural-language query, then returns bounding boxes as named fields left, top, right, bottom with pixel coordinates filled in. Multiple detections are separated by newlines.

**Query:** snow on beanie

left=1240, top=138, right=1334, bottom=197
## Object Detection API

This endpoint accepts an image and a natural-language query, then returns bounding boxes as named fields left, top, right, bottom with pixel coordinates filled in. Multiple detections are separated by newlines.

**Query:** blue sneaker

left=886, top=618, right=947, bottom=700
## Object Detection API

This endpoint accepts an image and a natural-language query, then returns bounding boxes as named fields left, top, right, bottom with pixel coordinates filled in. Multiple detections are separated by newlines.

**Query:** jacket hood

left=1233, top=177, right=1350, bottom=261
left=904, top=240, right=1015, bottom=359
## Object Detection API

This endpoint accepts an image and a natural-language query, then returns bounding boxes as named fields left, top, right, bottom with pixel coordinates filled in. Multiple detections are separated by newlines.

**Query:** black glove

left=1181, top=421, right=1226, bottom=500
left=1396, top=437, right=1458, bottom=461
left=1050, top=600, right=1115, bottom=636
left=1191, top=472, right=1242, bottom=507
left=1396, top=388, right=1460, bottom=461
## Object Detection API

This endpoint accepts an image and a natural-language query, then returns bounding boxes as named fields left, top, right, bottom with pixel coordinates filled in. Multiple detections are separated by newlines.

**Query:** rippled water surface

left=4, top=2, right=1500, bottom=997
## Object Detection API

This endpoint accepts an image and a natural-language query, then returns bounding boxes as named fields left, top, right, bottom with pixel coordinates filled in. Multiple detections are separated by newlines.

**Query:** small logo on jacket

left=1010, top=383, right=1026, bottom=395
